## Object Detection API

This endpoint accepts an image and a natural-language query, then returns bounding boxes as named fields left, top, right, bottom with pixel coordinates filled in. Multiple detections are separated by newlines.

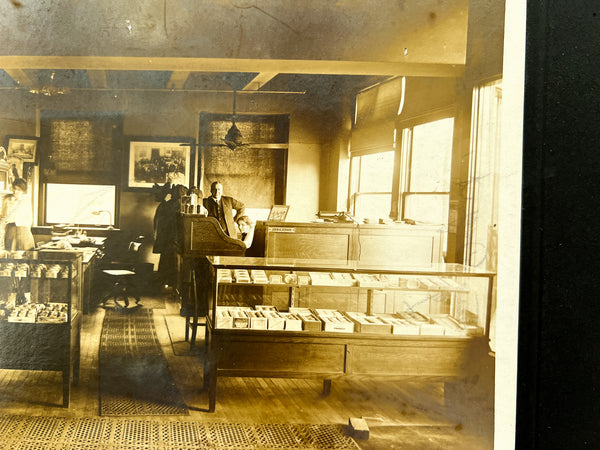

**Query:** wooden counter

left=247, top=221, right=444, bottom=268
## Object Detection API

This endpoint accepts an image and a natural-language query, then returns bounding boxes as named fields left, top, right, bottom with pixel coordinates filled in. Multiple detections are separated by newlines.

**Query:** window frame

left=348, top=108, right=455, bottom=225
left=40, top=182, right=120, bottom=227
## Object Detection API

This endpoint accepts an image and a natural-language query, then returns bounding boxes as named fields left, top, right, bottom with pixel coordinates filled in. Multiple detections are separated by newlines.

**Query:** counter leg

left=208, top=366, right=217, bottom=413
left=62, top=368, right=71, bottom=407
left=322, top=379, right=332, bottom=396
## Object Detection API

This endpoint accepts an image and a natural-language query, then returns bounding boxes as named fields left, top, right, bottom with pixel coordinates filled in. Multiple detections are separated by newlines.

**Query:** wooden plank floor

left=0, top=292, right=494, bottom=449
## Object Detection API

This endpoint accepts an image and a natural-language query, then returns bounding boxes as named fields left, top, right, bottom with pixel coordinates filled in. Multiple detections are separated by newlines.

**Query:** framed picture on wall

left=4, top=136, right=38, bottom=162
left=126, top=136, right=195, bottom=189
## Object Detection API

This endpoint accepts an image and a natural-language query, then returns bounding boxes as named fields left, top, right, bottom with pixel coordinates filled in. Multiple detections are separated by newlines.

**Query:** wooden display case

left=0, top=250, right=82, bottom=407
left=201, top=256, right=494, bottom=412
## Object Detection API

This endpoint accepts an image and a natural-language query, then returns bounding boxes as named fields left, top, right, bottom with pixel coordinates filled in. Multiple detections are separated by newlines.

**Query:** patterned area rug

left=99, top=308, right=189, bottom=416
left=0, top=415, right=359, bottom=449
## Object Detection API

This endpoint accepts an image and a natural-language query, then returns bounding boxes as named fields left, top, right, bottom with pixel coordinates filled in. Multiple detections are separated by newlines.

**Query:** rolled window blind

left=351, top=77, right=404, bottom=155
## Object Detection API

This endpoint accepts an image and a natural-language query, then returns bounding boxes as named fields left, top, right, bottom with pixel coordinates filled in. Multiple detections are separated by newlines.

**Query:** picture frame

left=4, top=136, right=38, bottom=163
left=267, top=205, right=290, bottom=222
left=126, top=136, right=195, bottom=189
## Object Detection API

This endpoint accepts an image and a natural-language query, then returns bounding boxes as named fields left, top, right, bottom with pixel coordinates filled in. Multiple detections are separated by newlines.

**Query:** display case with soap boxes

left=202, top=256, right=495, bottom=413
left=205, top=257, right=493, bottom=339
left=0, top=250, right=83, bottom=407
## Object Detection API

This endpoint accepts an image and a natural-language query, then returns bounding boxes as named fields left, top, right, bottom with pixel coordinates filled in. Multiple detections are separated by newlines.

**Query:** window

left=400, top=117, right=453, bottom=225
left=349, top=151, right=395, bottom=221
left=45, top=183, right=116, bottom=226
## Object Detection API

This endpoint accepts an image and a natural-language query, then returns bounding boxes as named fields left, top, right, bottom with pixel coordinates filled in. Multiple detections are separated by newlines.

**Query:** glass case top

left=0, top=249, right=82, bottom=264
left=206, top=256, right=495, bottom=276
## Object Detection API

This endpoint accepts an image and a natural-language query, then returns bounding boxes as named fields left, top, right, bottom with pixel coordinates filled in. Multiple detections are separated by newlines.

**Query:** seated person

left=236, top=215, right=254, bottom=248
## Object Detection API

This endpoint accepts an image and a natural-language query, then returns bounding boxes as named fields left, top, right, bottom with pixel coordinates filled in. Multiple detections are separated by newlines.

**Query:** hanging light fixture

left=223, top=90, right=244, bottom=150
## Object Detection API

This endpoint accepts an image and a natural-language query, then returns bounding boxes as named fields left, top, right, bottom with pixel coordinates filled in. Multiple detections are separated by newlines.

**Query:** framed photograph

left=126, top=137, right=195, bottom=189
left=267, top=205, right=290, bottom=222
left=4, top=136, right=38, bottom=162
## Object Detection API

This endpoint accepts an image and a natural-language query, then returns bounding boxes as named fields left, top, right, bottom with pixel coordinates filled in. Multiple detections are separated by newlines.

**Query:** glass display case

left=0, top=249, right=82, bottom=407
left=202, top=256, right=495, bottom=412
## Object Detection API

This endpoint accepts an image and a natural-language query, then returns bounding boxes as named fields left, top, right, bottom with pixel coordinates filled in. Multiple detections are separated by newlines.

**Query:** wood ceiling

left=0, top=0, right=469, bottom=98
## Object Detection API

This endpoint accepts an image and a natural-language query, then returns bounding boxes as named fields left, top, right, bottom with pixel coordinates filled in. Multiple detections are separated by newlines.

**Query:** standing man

left=203, top=181, right=245, bottom=237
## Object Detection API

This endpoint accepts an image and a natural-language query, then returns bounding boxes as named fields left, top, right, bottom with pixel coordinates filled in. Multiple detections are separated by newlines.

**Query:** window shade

left=40, top=111, right=124, bottom=184
left=351, top=77, right=404, bottom=155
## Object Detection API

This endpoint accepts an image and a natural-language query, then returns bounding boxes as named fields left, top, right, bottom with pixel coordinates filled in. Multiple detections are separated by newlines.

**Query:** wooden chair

left=177, top=216, right=246, bottom=347
left=98, top=236, right=146, bottom=310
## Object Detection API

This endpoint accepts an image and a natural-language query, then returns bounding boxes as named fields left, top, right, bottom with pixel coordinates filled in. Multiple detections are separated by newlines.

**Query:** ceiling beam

left=87, top=70, right=107, bottom=88
left=241, top=72, right=278, bottom=91
left=167, top=71, right=190, bottom=89
left=4, top=69, right=35, bottom=87
left=0, top=56, right=464, bottom=77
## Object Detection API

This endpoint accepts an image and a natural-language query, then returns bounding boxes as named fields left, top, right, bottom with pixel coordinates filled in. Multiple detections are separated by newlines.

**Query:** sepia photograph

left=4, top=136, right=38, bottom=162
left=127, top=138, right=194, bottom=189
left=0, top=0, right=530, bottom=448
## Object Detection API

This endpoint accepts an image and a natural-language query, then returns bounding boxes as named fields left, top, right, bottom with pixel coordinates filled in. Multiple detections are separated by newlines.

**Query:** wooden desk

left=177, top=215, right=246, bottom=347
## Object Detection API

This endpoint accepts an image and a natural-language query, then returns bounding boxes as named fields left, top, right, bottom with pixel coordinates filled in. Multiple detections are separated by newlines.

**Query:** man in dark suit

left=203, top=181, right=246, bottom=237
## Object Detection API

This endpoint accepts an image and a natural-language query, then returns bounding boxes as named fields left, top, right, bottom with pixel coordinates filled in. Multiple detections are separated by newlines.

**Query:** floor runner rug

left=0, top=415, right=359, bottom=449
left=99, top=308, right=189, bottom=416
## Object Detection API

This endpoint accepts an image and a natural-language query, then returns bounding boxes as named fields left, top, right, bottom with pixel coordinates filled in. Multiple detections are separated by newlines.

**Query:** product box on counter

left=351, top=273, right=385, bottom=288
left=255, top=304, right=278, bottom=312
left=231, top=309, right=250, bottom=328
left=308, top=272, right=337, bottom=286
left=216, top=269, right=233, bottom=283
left=37, top=303, right=69, bottom=323
left=250, top=270, right=269, bottom=284
left=345, top=311, right=392, bottom=334
left=248, top=310, right=268, bottom=329
left=215, top=308, right=233, bottom=328
left=289, top=307, right=322, bottom=332
left=314, top=309, right=354, bottom=333
left=8, top=304, right=40, bottom=323
left=279, top=312, right=303, bottom=331
left=430, top=314, right=471, bottom=336
left=330, top=272, right=356, bottom=286
left=396, top=311, right=445, bottom=335
left=233, top=269, right=251, bottom=283
left=262, top=310, right=285, bottom=330
left=376, top=314, right=420, bottom=335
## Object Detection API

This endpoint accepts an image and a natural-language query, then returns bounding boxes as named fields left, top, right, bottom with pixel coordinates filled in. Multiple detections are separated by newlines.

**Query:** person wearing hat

left=2, top=178, right=35, bottom=251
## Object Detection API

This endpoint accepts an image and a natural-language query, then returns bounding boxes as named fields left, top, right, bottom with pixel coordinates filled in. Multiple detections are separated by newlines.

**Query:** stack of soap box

left=345, top=311, right=392, bottom=334
left=45, top=264, right=62, bottom=278
left=233, top=269, right=251, bottom=283
left=261, top=310, right=285, bottom=330
left=37, top=303, right=69, bottom=323
left=14, top=263, right=28, bottom=277
left=250, top=270, right=269, bottom=284
left=215, top=306, right=252, bottom=328
left=398, top=311, right=445, bottom=335
left=376, top=314, right=420, bottom=335
left=289, top=307, right=322, bottom=331
left=314, top=309, right=354, bottom=333
left=279, top=312, right=303, bottom=331
left=330, top=272, right=356, bottom=286
left=351, top=273, right=385, bottom=288
left=430, top=314, right=470, bottom=336
left=308, top=272, right=336, bottom=286
left=247, top=310, right=268, bottom=329
left=8, top=304, right=40, bottom=323
left=0, top=263, right=14, bottom=277
left=217, top=269, right=233, bottom=283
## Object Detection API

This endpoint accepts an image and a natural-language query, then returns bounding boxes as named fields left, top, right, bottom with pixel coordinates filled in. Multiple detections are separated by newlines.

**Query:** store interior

left=0, top=1, right=517, bottom=448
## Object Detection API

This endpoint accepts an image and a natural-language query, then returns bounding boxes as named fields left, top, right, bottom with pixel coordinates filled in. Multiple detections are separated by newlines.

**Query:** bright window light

left=46, top=184, right=116, bottom=225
